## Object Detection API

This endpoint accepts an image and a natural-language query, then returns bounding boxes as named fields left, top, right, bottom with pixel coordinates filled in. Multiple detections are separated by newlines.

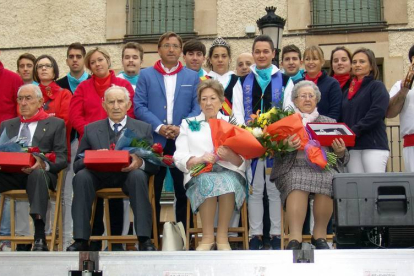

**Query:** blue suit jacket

left=134, top=66, right=201, bottom=146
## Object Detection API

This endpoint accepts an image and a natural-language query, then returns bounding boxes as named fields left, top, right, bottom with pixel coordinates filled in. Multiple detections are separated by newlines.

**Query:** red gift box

left=306, top=123, right=355, bottom=147
left=84, top=150, right=130, bottom=172
left=0, top=152, right=35, bottom=173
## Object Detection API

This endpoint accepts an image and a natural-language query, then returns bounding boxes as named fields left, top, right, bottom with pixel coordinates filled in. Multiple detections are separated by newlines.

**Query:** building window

left=309, top=0, right=386, bottom=31
left=128, top=0, right=195, bottom=38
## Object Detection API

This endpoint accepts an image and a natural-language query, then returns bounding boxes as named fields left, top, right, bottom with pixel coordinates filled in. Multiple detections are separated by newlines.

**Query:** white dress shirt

left=154, top=62, right=179, bottom=134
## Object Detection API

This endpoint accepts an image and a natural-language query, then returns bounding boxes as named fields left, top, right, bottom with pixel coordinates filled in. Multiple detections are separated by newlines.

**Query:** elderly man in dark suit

left=67, top=85, right=158, bottom=251
left=0, top=84, right=68, bottom=251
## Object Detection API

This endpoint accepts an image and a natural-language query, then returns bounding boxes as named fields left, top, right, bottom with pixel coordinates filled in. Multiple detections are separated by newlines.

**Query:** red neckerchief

left=348, top=77, right=363, bottom=100
left=39, top=81, right=61, bottom=102
left=93, top=73, right=111, bottom=98
left=20, top=108, right=50, bottom=123
left=333, top=73, right=351, bottom=89
left=154, top=60, right=183, bottom=76
left=305, top=71, right=323, bottom=84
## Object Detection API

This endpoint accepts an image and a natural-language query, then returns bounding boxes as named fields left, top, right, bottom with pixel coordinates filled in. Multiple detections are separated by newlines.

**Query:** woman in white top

left=174, top=79, right=247, bottom=251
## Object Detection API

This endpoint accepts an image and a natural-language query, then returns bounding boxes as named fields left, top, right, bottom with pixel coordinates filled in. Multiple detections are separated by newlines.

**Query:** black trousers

left=0, top=170, right=56, bottom=225
left=72, top=169, right=151, bottom=240
left=154, top=139, right=187, bottom=229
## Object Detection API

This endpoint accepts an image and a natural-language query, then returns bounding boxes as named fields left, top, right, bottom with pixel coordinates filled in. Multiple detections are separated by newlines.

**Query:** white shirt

left=18, top=120, right=51, bottom=171
left=18, top=121, right=38, bottom=147
left=389, top=80, right=414, bottom=136
left=154, top=63, right=179, bottom=133
left=109, top=116, right=145, bottom=170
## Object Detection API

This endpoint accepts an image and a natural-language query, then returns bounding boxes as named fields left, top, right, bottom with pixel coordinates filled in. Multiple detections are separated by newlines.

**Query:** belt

left=403, top=133, right=414, bottom=147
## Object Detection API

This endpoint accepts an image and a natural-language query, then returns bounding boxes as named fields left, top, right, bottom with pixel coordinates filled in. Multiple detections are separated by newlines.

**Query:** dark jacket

left=295, top=71, right=342, bottom=121
left=240, top=73, right=291, bottom=112
left=341, top=75, right=389, bottom=151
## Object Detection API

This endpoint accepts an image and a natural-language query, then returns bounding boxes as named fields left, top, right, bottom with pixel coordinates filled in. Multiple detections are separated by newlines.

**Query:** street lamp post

left=256, top=6, right=286, bottom=66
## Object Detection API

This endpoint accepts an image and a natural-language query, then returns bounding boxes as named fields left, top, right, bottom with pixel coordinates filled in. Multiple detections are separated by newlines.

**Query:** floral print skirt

left=185, top=164, right=246, bottom=214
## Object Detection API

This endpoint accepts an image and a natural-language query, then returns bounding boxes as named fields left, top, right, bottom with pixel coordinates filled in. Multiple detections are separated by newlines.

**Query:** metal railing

left=309, top=0, right=387, bottom=30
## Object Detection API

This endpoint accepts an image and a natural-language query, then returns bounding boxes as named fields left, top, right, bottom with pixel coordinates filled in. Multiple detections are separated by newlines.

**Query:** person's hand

left=217, top=146, right=242, bottom=166
left=284, top=134, right=301, bottom=149
left=121, top=154, right=143, bottom=172
left=200, top=152, right=217, bottom=164
left=169, top=125, right=180, bottom=139
left=159, top=125, right=172, bottom=139
left=331, top=138, right=346, bottom=158
left=22, top=155, right=46, bottom=174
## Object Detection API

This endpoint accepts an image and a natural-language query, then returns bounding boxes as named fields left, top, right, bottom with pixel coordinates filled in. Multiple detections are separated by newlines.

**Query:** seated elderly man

left=67, top=85, right=158, bottom=251
left=0, top=84, right=67, bottom=251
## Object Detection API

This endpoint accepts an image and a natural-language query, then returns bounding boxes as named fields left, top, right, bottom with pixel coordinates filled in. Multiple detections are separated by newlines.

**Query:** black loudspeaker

left=332, top=173, right=414, bottom=249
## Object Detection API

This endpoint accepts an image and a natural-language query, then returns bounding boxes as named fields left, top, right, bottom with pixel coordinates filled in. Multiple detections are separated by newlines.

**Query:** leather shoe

left=196, top=242, right=215, bottom=251
left=32, top=239, right=48, bottom=251
left=286, top=239, right=302, bottom=250
left=66, top=240, right=89, bottom=251
left=139, top=239, right=157, bottom=251
left=311, top=237, right=330, bottom=249
left=216, top=243, right=232, bottom=251
left=89, top=241, right=102, bottom=251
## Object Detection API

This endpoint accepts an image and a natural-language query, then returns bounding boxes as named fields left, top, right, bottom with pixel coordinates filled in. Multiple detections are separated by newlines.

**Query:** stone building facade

left=0, top=0, right=412, bottom=171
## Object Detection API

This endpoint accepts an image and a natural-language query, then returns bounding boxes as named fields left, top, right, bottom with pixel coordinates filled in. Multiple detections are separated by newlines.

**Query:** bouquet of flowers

left=115, top=129, right=174, bottom=167
left=242, top=106, right=298, bottom=158
left=188, top=118, right=266, bottom=177
left=245, top=107, right=337, bottom=171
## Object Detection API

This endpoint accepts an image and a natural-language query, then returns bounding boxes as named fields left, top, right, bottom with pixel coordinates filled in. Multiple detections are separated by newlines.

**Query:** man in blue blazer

left=134, top=32, right=200, bottom=229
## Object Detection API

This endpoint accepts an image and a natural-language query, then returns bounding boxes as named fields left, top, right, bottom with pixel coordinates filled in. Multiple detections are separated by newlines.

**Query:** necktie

left=20, top=123, right=31, bottom=146
left=113, top=123, right=121, bottom=135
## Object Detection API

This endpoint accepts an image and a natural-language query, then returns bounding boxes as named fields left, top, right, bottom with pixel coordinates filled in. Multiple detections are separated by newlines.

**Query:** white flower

left=252, top=127, right=263, bottom=138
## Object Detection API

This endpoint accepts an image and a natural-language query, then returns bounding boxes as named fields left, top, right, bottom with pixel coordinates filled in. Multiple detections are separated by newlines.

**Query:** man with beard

left=117, top=42, right=143, bottom=90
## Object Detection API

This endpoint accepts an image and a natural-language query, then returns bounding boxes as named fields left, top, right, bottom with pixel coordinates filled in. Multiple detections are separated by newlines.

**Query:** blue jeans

left=0, top=197, right=11, bottom=236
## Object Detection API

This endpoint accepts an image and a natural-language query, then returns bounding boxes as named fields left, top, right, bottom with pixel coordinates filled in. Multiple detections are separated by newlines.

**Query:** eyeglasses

left=297, top=94, right=315, bottom=100
left=161, top=44, right=181, bottom=50
left=37, top=64, right=53, bottom=70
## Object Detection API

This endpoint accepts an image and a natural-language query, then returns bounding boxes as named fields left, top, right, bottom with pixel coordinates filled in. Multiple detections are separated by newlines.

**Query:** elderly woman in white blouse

left=174, top=79, right=247, bottom=251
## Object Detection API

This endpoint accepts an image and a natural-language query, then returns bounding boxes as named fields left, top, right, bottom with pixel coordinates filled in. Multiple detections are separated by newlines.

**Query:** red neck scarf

left=305, top=71, right=323, bottom=84
left=93, top=72, right=111, bottom=98
left=333, top=73, right=351, bottom=89
left=154, top=60, right=183, bottom=76
left=20, top=108, right=50, bottom=123
left=39, top=81, right=61, bottom=102
left=348, top=77, right=364, bottom=100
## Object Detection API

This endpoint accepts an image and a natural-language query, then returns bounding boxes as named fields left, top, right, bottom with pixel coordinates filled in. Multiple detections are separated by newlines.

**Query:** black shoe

left=139, top=239, right=156, bottom=251
left=249, top=236, right=263, bottom=250
left=286, top=239, right=302, bottom=250
left=311, top=237, right=330, bottom=249
left=89, top=241, right=102, bottom=251
left=32, top=239, right=48, bottom=251
left=66, top=240, right=89, bottom=251
left=16, top=244, right=32, bottom=251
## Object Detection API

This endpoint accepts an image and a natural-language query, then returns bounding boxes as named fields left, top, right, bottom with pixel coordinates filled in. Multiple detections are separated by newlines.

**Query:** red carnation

left=110, top=143, right=116, bottom=151
left=152, top=143, right=163, bottom=154
left=162, top=155, right=174, bottom=166
left=27, top=147, right=41, bottom=153
left=45, top=152, right=56, bottom=163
